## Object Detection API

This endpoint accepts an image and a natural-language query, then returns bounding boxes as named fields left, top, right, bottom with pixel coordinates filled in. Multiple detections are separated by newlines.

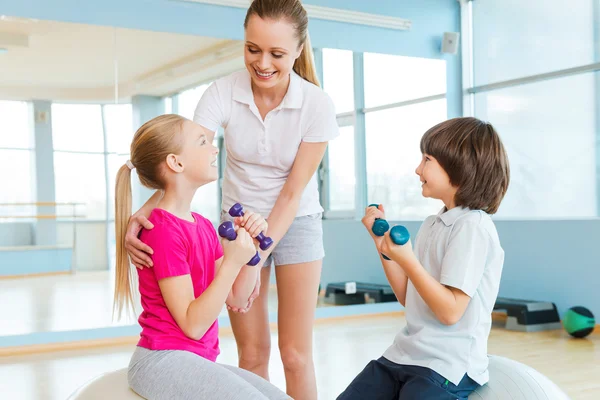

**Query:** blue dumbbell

left=368, top=204, right=410, bottom=260
left=389, top=225, right=410, bottom=246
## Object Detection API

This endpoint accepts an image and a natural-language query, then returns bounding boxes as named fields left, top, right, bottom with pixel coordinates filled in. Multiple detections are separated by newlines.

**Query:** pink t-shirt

left=136, top=208, right=224, bottom=361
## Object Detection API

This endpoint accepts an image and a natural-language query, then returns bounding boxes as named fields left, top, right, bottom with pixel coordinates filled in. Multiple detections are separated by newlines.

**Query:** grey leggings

left=128, top=346, right=291, bottom=400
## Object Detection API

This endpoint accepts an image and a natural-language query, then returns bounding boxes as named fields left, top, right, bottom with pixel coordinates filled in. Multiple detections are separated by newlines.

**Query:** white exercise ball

left=469, top=355, right=570, bottom=399
left=67, top=368, right=143, bottom=400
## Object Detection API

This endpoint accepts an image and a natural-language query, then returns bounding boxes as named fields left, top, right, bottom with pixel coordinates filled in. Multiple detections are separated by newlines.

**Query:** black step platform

left=493, top=297, right=562, bottom=332
left=325, top=282, right=397, bottom=305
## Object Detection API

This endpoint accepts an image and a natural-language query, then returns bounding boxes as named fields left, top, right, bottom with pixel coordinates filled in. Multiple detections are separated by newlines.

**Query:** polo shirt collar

left=432, top=206, right=471, bottom=227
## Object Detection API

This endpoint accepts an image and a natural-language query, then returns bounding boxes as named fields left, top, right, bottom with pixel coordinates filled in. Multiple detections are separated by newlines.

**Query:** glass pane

left=328, top=125, right=355, bottom=211
left=0, top=101, right=32, bottom=149
left=51, top=104, right=104, bottom=152
left=364, top=53, right=446, bottom=109
left=104, top=104, right=133, bottom=154
left=366, top=100, right=447, bottom=220
left=177, top=84, right=210, bottom=120
left=474, top=73, right=596, bottom=218
left=323, top=48, right=354, bottom=114
left=107, top=154, right=129, bottom=219
left=54, top=152, right=106, bottom=219
left=473, top=0, right=594, bottom=85
left=191, top=137, right=219, bottom=222
left=0, top=149, right=35, bottom=220
left=165, top=97, right=173, bottom=114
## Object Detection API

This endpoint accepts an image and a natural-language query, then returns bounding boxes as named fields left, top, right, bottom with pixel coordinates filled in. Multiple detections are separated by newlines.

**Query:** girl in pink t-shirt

left=113, top=114, right=290, bottom=400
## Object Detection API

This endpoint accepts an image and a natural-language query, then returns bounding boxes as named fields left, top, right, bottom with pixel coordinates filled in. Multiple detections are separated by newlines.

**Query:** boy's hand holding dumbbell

left=364, top=204, right=412, bottom=265
left=379, top=227, right=414, bottom=268
left=362, top=204, right=388, bottom=249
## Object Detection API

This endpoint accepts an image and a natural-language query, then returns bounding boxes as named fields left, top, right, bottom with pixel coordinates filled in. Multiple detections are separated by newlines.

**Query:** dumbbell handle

left=368, top=204, right=410, bottom=260
left=369, top=204, right=391, bottom=260
left=217, top=221, right=261, bottom=266
left=229, top=203, right=273, bottom=251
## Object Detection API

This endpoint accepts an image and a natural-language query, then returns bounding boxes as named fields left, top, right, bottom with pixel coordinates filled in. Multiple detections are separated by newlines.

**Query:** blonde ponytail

left=293, top=34, right=320, bottom=87
left=112, top=114, right=187, bottom=320
left=114, top=164, right=134, bottom=319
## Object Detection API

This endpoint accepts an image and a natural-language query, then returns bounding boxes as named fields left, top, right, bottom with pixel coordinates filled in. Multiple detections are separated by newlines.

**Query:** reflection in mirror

left=0, top=17, right=247, bottom=340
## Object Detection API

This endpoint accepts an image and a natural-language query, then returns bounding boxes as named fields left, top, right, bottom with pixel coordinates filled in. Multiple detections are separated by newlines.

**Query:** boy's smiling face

left=415, top=154, right=458, bottom=209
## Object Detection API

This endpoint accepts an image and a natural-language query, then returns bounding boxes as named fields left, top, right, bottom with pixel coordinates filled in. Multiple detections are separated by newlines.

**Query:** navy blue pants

left=337, top=357, right=479, bottom=400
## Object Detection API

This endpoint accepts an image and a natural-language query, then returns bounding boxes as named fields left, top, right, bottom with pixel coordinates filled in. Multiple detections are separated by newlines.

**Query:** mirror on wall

left=0, top=16, right=249, bottom=342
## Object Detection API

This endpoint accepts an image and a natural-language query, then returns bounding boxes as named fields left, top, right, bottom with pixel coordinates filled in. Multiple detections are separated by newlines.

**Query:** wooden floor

left=0, top=313, right=598, bottom=400
left=0, top=271, right=333, bottom=337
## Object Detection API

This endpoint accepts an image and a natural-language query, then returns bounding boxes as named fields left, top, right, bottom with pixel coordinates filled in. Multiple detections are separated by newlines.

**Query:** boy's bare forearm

left=381, top=256, right=408, bottom=306
left=401, top=256, right=459, bottom=325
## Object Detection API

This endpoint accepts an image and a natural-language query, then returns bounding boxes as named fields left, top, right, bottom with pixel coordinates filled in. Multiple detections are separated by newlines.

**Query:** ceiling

left=0, top=16, right=245, bottom=102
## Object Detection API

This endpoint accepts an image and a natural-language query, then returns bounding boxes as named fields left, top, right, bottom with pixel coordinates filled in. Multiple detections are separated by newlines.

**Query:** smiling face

left=244, top=15, right=303, bottom=92
left=176, top=121, right=219, bottom=187
left=415, top=153, right=458, bottom=209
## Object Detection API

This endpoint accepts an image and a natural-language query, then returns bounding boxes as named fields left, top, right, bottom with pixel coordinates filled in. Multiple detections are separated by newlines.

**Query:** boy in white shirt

left=338, top=117, right=510, bottom=399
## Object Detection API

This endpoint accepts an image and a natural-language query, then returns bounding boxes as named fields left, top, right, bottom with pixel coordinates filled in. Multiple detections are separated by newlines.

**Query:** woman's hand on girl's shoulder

left=125, top=213, right=155, bottom=269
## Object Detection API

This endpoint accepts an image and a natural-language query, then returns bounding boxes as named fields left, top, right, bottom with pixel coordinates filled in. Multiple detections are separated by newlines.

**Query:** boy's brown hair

left=420, top=117, right=510, bottom=214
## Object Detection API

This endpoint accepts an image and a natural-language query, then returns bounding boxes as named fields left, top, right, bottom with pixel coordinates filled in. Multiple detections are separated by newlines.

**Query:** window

left=469, top=0, right=598, bottom=218
left=474, top=73, right=596, bottom=218
left=0, top=101, right=35, bottom=219
left=362, top=52, right=448, bottom=220
left=366, top=100, right=447, bottom=220
left=327, top=125, right=355, bottom=211
left=51, top=104, right=104, bottom=152
left=164, top=97, right=173, bottom=114
left=104, top=104, right=134, bottom=219
left=104, top=104, right=133, bottom=154
left=54, top=153, right=107, bottom=220
left=177, top=84, right=210, bottom=120
left=52, top=104, right=106, bottom=219
left=323, top=48, right=354, bottom=114
left=472, top=0, right=594, bottom=86
left=0, top=100, right=33, bottom=149
left=0, top=150, right=35, bottom=219
left=364, top=53, right=446, bottom=109
left=107, top=154, right=129, bottom=220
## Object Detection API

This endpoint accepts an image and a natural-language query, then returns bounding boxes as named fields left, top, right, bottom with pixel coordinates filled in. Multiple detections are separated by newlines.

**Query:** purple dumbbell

left=228, top=203, right=274, bottom=251
left=218, top=221, right=261, bottom=266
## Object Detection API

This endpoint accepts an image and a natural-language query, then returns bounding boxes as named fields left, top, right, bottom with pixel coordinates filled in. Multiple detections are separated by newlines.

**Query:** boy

left=338, top=117, right=510, bottom=400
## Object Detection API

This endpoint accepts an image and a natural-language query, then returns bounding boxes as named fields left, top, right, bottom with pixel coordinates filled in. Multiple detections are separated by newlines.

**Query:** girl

left=114, top=114, right=290, bottom=400
left=124, top=1, right=339, bottom=399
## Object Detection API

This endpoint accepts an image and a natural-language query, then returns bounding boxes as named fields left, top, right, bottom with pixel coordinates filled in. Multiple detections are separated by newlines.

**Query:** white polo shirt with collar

left=193, top=70, right=339, bottom=217
left=383, top=206, right=504, bottom=386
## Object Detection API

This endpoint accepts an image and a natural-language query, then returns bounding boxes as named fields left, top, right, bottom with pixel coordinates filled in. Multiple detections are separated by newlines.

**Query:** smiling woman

left=243, top=0, right=320, bottom=90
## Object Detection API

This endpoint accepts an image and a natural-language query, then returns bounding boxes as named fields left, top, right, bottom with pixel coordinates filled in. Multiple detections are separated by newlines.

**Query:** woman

left=125, top=1, right=338, bottom=399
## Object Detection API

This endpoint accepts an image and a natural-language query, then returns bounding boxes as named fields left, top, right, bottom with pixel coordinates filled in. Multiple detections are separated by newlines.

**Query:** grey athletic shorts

left=220, top=211, right=324, bottom=267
